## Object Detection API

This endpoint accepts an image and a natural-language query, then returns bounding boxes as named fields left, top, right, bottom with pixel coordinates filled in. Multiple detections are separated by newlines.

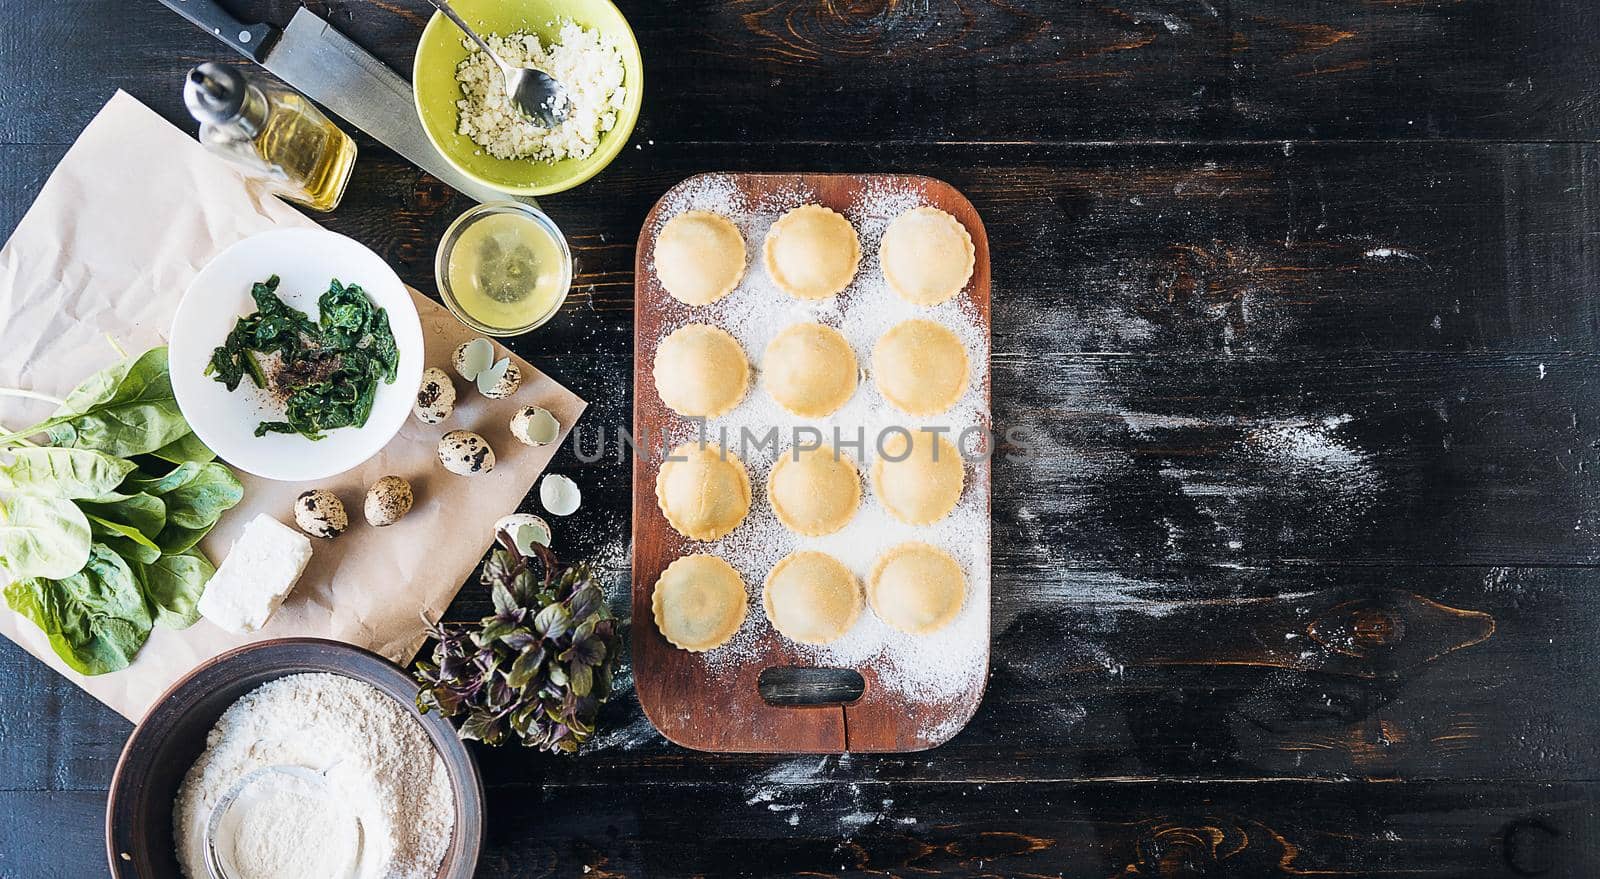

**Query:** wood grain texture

left=5, top=0, right=1600, bottom=873
left=3, top=134, right=1598, bottom=869
left=630, top=173, right=992, bottom=753
left=455, top=779, right=1600, bottom=878
left=5, top=779, right=1594, bottom=877
left=5, top=1, right=1599, bottom=145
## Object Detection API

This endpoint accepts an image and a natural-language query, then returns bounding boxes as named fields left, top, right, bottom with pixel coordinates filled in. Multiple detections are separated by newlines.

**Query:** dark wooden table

left=4, top=1, right=1599, bottom=876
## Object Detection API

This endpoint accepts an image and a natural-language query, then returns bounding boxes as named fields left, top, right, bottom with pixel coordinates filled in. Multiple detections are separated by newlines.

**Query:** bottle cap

left=184, top=63, right=247, bottom=125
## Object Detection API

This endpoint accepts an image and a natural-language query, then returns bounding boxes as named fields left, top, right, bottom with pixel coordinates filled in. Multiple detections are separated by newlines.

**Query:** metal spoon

left=425, top=0, right=571, bottom=129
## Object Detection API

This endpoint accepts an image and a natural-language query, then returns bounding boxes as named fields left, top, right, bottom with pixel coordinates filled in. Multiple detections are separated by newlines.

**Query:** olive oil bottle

left=183, top=62, right=357, bottom=212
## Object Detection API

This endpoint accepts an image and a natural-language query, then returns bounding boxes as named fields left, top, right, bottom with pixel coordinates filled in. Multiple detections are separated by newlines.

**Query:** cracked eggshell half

left=510, top=405, right=560, bottom=446
left=539, top=474, right=581, bottom=516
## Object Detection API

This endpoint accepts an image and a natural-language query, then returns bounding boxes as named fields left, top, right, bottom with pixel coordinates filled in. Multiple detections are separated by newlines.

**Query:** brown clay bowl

left=106, top=638, right=482, bottom=877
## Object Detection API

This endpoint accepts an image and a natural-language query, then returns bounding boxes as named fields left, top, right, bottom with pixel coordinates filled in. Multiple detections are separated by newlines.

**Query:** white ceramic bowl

left=169, top=229, right=424, bottom=482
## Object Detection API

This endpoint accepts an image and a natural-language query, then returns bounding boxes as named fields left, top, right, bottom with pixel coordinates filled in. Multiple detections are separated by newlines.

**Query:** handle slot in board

left=759, top=667, right=866, bottom=707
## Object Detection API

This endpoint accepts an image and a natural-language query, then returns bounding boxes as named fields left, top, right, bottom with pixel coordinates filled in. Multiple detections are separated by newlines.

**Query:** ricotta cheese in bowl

left=453, top=22, right=627, bottom=163
left=411, top=0, right=643, bottom=196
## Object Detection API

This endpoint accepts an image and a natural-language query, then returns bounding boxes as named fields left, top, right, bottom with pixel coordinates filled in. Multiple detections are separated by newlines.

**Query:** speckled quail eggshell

left=294, top=489, right=347, bottom=539
left=494, top=512, right=552, bottom=552
left=452, top=338, right=494, bottom=381
left=413, top=368, right=456, bottom=424
left=478, top=361, right=521, bottom=399
left=364, top=475, right=414, bottom=526
left=438, top=430, right=495, bottom=476
left=510, top=405, right=560, bottom=446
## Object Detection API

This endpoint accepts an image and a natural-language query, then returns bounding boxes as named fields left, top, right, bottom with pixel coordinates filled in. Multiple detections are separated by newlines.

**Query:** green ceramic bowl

left=413, top=0, right=642, bottom=196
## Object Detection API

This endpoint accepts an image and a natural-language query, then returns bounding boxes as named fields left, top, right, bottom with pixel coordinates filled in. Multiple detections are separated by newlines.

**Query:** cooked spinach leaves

left=206, top=276, right=400, bottom=440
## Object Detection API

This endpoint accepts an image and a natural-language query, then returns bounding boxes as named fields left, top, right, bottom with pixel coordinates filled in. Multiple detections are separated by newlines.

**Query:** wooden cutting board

left=631, top=173, right=991, bottom=752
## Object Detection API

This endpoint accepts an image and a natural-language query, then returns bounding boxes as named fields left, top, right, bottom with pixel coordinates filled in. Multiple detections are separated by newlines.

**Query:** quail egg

left=413, top=368, right=456, bottom=424
left=452, top=338, right=494, bottom=381
left=438, top=430, right=495, bottom=476
left=509, top=405, right=560, bottom=446
left=477, top=360, right=521, bottom=399
left=294, top=489, right=347, bottom=539
left=365, top=475, right=414, bottom=527
left=539, top=474, right=581, bottom=516
left=495, top=512, right=552, bottom=554
left=451, top=338, right=521, bottom=398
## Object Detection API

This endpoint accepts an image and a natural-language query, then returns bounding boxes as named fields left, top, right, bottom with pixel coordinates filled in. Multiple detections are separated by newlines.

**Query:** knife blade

left=156, top=0, right=534, bottom=208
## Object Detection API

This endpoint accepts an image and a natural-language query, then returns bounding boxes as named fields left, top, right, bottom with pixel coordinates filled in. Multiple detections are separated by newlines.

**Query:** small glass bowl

left=434, top=201, right=573, bottom=337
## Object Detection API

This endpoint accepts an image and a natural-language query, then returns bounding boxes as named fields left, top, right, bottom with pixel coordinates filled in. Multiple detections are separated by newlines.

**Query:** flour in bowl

left=173, top=673, right=454, bottom=879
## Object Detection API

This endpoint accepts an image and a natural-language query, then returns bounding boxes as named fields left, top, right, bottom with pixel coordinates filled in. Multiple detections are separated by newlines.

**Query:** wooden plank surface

left=6, top=1, right=1600, bottom=144
left=3, top=0, right=1600, bottom=875
left=4, top=780, right=1595, bottom=877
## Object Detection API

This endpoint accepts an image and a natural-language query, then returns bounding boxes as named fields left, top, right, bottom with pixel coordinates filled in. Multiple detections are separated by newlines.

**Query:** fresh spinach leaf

left=150, top=463, right=240, bottom=553
left=0, top=447, right=136, bottom=499
left=0, top=346, right=246, bottom=676
left=39, top=347, right=163, bottom=439
left=0, top=494, right=92, bottom=580
left=123, top=461, right=202, bottom=497
left=148, top=431, right=217, bottom=465
left=160, top=463, right=243, bottom=531
left=80, top=491, right=166, bottom=542
left=135, top=548, right=213, bottom=629
left=53, top=349, right=145, bottom=415
left=4, top=544, right=152, bottom=675
left=86, top=515, right=162, bottom=565
left=0, top=348, right=190, bottom=457
left=155, top=523, right=209, bottom=555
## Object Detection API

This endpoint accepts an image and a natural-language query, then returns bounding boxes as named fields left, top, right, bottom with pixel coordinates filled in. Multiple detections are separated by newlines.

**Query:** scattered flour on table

left=583, top=710, right=659, bottom=752
left=1127, top=411, right=1381, bottom=551
left=742, top=757, right=914, bottom=837
left=173, top=673, right=454, bottom=879
left=644, top=175, right=992, bottom=717
left=1247, top=414, right=1371, bottom=478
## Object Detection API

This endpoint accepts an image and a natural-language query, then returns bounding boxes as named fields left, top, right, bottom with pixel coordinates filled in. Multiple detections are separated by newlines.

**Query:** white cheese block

left=197, top=514, right=314, bottom=634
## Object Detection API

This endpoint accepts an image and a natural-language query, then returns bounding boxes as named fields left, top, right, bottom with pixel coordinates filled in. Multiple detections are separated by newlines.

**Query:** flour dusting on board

left=645, top=175, right=991, bottom=718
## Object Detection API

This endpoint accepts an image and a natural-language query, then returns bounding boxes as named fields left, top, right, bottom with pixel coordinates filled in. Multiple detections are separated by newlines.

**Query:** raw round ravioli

left=878, top=206, right=975, bottom=306
left=654, top=324, right=749, bottom=418
left=872, top=430, right=964, bottom=526
left=768, top=445, right=861, bottom=536
left=762, top=323, right=858, bottom=417
left=655, top=210, right=746, bottom=306
left=763, top=551, right=862, bottom=645
left=762, top=204, right=860, bottom=300
left=653, top=554, right=748, bottom=651
left=656, top=443, right=751, bottom=540
left=871, top=318, right=969, bottom=416
left=868, top=542, right=966, bottom=635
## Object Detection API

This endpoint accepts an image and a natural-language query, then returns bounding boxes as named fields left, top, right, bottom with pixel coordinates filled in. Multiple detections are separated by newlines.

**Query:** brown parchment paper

left=0, top=91, right=587, bottom=721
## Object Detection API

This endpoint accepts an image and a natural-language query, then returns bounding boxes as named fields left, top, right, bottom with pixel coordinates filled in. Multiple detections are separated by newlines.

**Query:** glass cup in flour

left=204, top=765, right=365, bottom=879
